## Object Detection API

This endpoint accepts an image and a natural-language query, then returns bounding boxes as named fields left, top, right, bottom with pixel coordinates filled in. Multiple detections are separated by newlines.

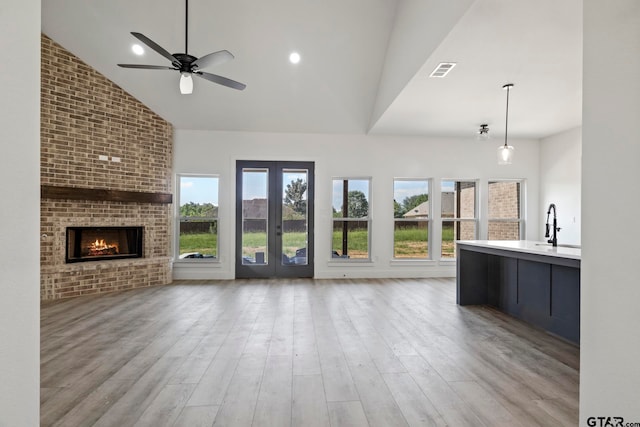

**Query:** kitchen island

left=456, top=240, right=580, bottom=344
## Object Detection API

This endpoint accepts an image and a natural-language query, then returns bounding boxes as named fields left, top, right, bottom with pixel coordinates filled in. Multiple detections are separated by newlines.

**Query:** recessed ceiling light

left=131, top=44, right=144, bottom=55
left=429, top=62, right=456, bottom=78
left=289, top=52, right=301, bottom=64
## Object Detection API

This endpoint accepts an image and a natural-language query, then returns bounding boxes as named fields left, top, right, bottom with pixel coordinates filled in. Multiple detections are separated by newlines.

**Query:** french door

left=235, top=161, right=314, bottom=278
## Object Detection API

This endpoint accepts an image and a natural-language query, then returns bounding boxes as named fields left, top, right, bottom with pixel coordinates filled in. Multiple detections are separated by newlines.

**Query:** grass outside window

left=394, top=222, right=429, bottom=258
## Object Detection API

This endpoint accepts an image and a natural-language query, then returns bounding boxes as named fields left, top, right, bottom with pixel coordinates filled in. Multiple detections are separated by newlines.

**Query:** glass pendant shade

left=179, top=73, right=193, bottom=94
left=498, top=83, right=515, bottom=165
left=497, top=144, right=514, bottom=165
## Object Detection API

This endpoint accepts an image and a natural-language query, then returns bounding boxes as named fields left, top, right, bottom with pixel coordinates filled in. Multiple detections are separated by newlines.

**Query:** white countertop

left=456, top=240, right=581, bottom=260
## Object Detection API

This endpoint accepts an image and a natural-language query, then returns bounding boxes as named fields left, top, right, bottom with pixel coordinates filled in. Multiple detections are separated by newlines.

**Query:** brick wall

left=459, top=183, right=476, bottom=218
left=459, top=183, right=476, bottom=239
left=487, top=221, right=520, bottom=240
left=488, top=181, right=520, bottom=218
left=488, top=181, right=521, bottom=240
left=40, top=34, right=173, bottom=300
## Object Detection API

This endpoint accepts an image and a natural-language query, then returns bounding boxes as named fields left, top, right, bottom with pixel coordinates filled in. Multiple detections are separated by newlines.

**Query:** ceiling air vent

left=429, top=62, right=456, bottom=78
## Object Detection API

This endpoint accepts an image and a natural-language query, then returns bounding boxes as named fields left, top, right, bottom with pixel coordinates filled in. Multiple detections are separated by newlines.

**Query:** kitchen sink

left=535, top=243, right=581, bottom=249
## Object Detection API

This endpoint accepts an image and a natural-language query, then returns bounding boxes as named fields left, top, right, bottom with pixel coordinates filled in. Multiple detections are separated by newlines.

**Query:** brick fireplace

left=40, top=34, right=173, bottom=300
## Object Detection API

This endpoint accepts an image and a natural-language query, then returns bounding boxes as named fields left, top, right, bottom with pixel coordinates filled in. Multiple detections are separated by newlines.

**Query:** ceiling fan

left=118, top=0, right=246, bottom=94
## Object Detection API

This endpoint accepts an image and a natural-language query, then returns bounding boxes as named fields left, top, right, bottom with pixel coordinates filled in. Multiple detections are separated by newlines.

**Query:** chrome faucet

left=544, top=203, right=561, bottom=247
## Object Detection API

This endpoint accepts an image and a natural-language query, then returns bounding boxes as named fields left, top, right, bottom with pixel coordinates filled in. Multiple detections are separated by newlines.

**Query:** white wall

left=173, top=130, right=540, bottom=280
left=370, top=0, right=474, bottom=128
left=539, top=127, right=582, bottom=245
left=581, top=0, right=640, bottom=423
left=0, top=0, right=41, bottom=425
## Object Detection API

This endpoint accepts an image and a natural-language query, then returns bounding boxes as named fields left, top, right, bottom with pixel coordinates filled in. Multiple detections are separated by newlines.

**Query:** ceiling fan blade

left=192, top=50, right=234, bottom=70
left=131, top=32, right=180, bottom=66
left=195, top=71, right=246, bottom=90
left=117, top=64, right=176, bottom=70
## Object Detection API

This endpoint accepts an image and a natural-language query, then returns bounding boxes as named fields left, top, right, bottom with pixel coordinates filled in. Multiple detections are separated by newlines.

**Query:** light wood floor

left=41, top=278, right=579, bottom=426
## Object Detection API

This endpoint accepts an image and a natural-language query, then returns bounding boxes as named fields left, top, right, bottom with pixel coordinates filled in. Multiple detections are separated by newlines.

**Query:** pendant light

left=498, top=83, right=515, bottom=165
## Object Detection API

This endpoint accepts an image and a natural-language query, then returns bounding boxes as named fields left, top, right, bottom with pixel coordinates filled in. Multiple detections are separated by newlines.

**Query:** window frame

left=487, top=179, right=525, bottom=241
left=330, top=177, right=372, bottom=262
left=392, top=177, right=432, bottom=260
left=440, top=179, right=479, bottom=259
left=175, top=173, right=220, bottom=263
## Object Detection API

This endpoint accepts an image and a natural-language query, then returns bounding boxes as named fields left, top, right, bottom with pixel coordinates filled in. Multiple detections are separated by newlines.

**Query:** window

left=177, top=175, right=219, bottom=260
left=488, top=180, right=523, bottom=240
left=393, top=179, right=430, bottom=259
left=441, top=180, right=477, bottom=258
left=332, top=178, right=370, bottom=260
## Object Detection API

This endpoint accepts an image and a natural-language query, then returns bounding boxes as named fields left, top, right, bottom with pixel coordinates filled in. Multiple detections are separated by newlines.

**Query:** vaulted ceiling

left=41, top=0, right=582, bottom=139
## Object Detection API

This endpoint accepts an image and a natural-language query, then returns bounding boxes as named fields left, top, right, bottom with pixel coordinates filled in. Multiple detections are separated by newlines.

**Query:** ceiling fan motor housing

left=173, top=53, right=197, bottom=72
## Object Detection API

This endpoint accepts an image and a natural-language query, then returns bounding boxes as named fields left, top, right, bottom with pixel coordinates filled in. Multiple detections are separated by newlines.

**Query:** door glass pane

left=242, top=169, right=268, bottom=265
left=282, top=169, right=308, bottom=265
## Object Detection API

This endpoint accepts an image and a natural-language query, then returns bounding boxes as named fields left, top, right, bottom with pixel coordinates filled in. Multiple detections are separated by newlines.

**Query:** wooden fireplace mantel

left=41, top=185, right=173, bottom=204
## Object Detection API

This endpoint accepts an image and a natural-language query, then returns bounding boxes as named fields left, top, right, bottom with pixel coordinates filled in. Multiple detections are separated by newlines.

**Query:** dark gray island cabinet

left=457, top=240, right=580, bottom=344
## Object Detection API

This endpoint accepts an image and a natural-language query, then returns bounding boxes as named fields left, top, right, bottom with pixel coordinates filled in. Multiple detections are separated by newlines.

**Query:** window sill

left=174, top=259, right=222, bottom=267
left=327, top=260, right=374, bottom=266
left=389, top=259, right=437, bottom=266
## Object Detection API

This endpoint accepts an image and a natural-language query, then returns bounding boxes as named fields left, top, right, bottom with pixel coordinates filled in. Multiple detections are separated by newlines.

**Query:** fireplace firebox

left=66, top=226, right=143, bottom=263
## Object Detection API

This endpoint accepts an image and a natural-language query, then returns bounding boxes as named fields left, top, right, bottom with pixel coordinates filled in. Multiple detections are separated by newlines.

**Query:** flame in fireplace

left=88, top=239, right=119, bottom=256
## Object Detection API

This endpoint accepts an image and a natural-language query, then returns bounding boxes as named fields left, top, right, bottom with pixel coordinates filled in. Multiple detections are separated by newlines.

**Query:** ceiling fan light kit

left=117, top=0, right=246, bottom=95
left=131, top=44, right=144, bottom=55
left=179, top=73, right=193, bottom=94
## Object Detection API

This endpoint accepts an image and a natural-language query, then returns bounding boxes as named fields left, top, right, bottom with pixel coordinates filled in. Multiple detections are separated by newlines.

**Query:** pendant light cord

left=504, top=84, right=510, bottom=148
left=185, top=0, right=189, bottom=54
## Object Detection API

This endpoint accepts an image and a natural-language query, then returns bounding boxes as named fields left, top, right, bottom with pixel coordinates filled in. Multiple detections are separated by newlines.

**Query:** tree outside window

left=284, top=177, right=307, bottom=218
left=332, top=179, right=370, bottom=260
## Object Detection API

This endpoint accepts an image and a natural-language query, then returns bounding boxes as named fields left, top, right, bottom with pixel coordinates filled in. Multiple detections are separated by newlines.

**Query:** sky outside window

left=394, top=180, right=429, bottom=202
left=180, top=176, right=219, bottom=206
